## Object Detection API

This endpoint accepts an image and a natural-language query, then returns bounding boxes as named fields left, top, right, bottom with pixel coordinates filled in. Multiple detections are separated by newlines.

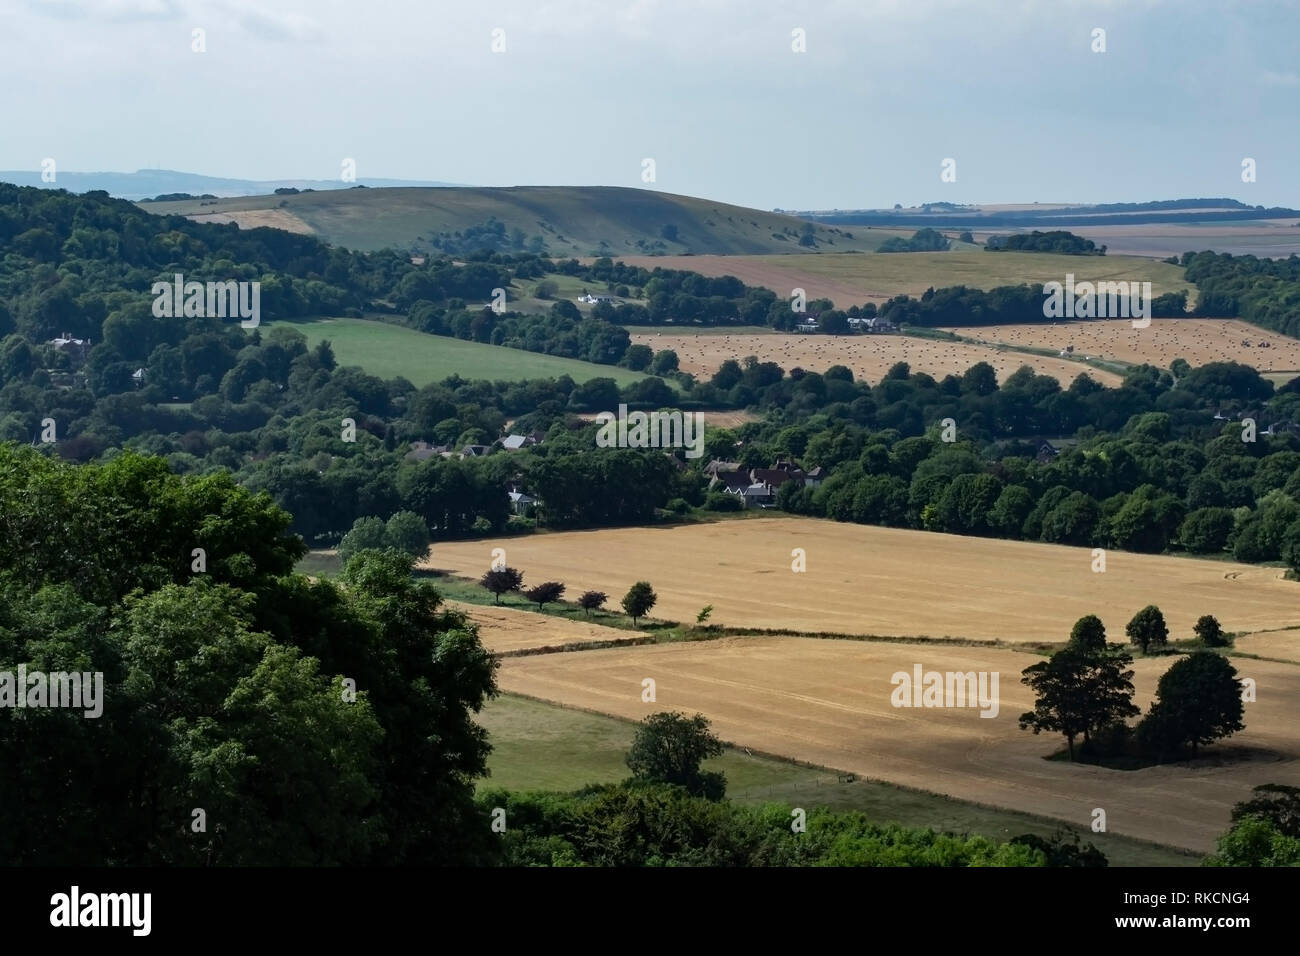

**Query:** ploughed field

left=429, top=518, right=1299, bottom=642
left=629, top=330, right=1122, bottom=387
left=495, top=637, right=1300, bottom=851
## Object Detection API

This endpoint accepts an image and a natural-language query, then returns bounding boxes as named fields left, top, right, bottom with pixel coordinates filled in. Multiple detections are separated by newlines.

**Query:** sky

left=2, top=0, right=1298, bottom=211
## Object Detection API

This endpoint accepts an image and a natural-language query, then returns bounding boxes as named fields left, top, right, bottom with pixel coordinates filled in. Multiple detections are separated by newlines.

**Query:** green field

left=783, top=249, right=1191, bottom=296
left=273, top=317, right=655, bottom=387
left=146, top=185, right=890, bottom=256
left=476, top=694, right=1198, bottom=867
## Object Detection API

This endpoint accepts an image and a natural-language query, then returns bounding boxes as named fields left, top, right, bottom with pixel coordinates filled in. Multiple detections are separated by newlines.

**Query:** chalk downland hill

left=142, top=185, right=897, bottom=256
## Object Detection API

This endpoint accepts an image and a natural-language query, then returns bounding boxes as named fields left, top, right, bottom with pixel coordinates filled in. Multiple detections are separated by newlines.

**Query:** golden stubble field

left=447, top=600, right=636, bottom=654
left=629, top=330, right=1121, bottom=387
left=496, top=637, right=1300, bottom=850
left=945, top=318, right=1300, bottom=374
left=429, top=518, right=1300, bottom=643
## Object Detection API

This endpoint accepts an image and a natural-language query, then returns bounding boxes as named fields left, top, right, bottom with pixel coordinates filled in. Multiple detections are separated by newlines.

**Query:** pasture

left=270, top=317, right=653, bottom=387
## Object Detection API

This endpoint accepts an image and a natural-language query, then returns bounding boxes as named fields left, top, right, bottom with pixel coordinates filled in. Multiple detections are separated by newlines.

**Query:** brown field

left=447, top=600, right=636, bottom=654
left=1234, top=627, right=1300, bottom=665
left=186, top=208, right=316, bottom=234
left=576, top=408, right=761, bottom=429
left=982, top=219, right=1300, bottom=259
left=945, top=318, right=1300, bottom=375
left=496, top=636, right=1300, bottom=850
left=606, top=251, right=1187, bottom=308
left=429, top=519, right=1300, bottom=643
left=629, top=329, right=1121, bottom=387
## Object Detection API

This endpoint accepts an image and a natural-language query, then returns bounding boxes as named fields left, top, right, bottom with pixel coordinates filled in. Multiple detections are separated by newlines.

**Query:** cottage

left=498, top=434, right=538, bottom=451
left=460, top=444, right=492, bottom=459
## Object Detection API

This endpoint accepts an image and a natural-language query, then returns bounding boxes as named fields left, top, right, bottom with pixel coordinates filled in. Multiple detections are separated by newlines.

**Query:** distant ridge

left=0, top=168, right=465, bottom=201
left=798, top=198, right=1300, bottom=229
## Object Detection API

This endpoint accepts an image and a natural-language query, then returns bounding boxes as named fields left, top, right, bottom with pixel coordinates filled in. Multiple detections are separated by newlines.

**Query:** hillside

left=142, top=186, right=892, bottom=256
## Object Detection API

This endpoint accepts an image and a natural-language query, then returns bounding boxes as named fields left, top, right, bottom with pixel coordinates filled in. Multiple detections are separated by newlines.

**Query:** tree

left=1068, top=614, right=1108, bottom=653
left=1139, top=652, right=1244, bottom=757
left=480, top=566, right=524, bottom=604
left=1204, top=815, right=1300, bottom=867
left=1019, top=646, right=1139, bottom=760
left=384, top=510, right=430, bottom=560
left=1230, top=784, right=1300, bottom=838
left=621, top=580, right=657, bottom=625
left=625, top=712, right=725, bottom=799
left=1194, top=614, right=1229, bottom=648
left=578, top=590, right=607, bottom=616
left=696, top=605, right=713, bottom=625
left=337, top=516, right=387, bottom=566
left=1126, top=604, right=1169, bottom=654
left=650, top=349, right=679, bottom=376
left=522, top=581, right=565, bottom=611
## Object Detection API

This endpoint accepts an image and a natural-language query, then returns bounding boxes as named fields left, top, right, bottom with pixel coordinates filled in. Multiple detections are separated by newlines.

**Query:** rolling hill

left=141, top=186, right=898, bottom=256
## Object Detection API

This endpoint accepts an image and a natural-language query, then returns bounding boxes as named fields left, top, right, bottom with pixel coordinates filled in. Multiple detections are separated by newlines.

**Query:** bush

left=665, top=497, right=692, bottom=515
left=705, top=492, right=744, bottom=512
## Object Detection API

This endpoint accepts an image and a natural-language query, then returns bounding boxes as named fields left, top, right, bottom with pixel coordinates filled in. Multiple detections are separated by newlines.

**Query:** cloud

left=1260, top=70, right=1300, bottom=87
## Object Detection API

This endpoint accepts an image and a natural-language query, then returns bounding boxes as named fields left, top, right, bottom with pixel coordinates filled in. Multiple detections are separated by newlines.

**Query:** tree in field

left=578, top=590, right=607, bottom=616
left=1195, top=614, right=1229, bottom=647
left=621, top=580, right=657, bottom=625
left=480, top=566, right=524, bottom=604
left=1067, top=614, right=1107, bottom=654
left=1126, top=604, right=1168, bottom=654
left=384, top=510, right=430, bottom=560
left=1019, top=646, right=1139, bottom=760
left=626, top=712, right=725, bottom=799
left=338, top=516, right=387, bottom=566
left=1138, top=652, right=1244, bottom=757
left=522, top=581, right=565, bottom=611
left=696, top=605, right=713, bottom=625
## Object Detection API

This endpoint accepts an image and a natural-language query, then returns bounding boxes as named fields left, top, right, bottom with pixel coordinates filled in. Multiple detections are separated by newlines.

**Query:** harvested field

left=1233, top=627, right=1300, bottom=665
left=628, top=330, right=1121, bottom=387
left=946, top=318, right=1300, bottom=374
left=428, top=518, right=1300, bottom=642
left=186, top=209, right=315, bottom=234
left=447, top=600, right=639, bottom=655
left=607, top=251, right=1188, bottom=308
left=496, top=636, right=1300, bottom=850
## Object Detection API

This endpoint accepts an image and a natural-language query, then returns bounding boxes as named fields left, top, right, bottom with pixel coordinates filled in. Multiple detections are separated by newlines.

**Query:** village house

left=49, top=332, right=91, bottom=365
left=460, top=444, right=492, bottom=459
left=406, top=441, right=452, bottom=462
left=497, top=433, right=539, bottom=451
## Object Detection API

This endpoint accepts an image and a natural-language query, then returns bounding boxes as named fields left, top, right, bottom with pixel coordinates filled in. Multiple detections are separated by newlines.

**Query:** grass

left=271, top=316, right=655, bottom=387
left=475, top=694, right=1200, bottom=867
left=773, top=249, right=1191, bottom=297
left=146, top=185, right=885, bottom=256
